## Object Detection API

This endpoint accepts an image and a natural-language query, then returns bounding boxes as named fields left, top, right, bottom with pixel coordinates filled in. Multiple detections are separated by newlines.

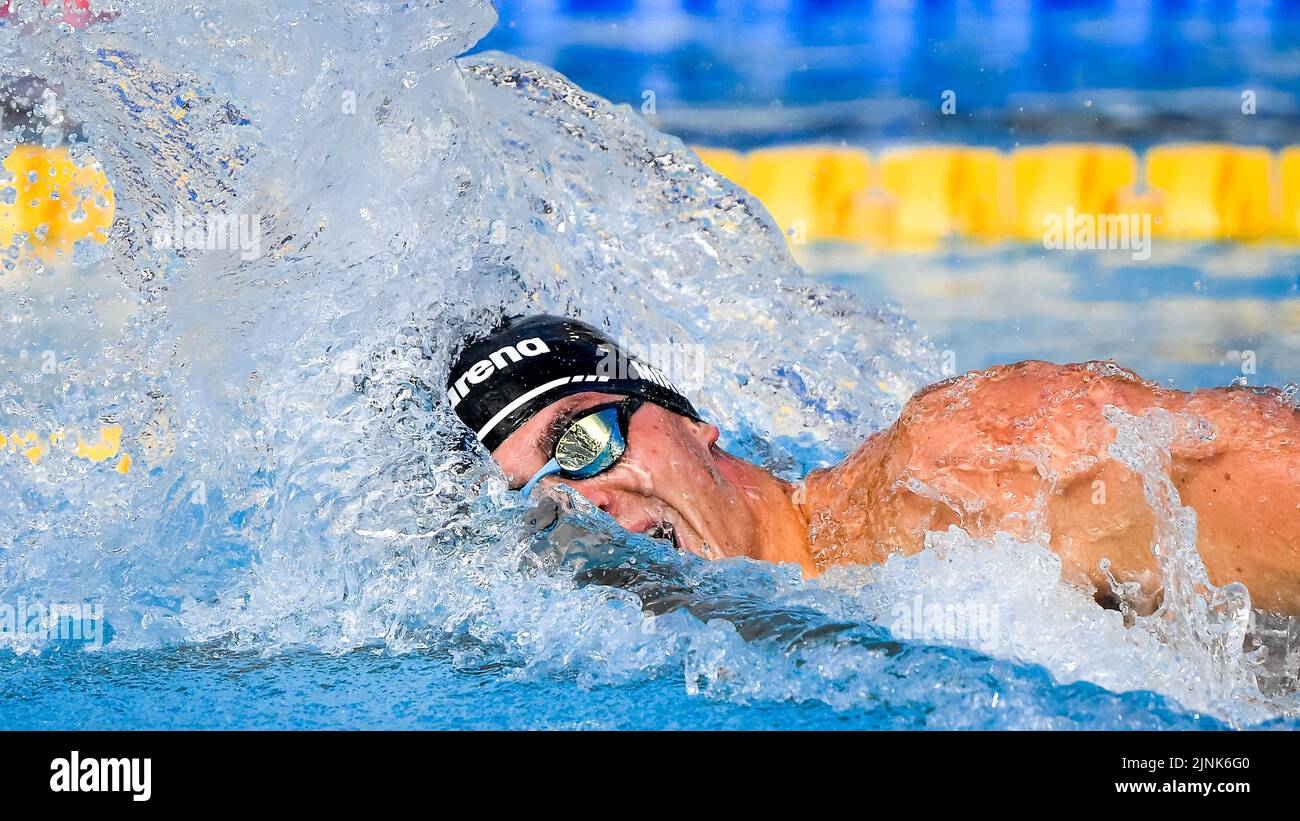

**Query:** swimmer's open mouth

left=645, top=521, right=679, bottom=550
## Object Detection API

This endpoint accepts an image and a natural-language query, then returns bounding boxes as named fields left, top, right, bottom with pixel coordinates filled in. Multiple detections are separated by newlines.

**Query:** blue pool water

left=1, top=0, right=1298, bottom=732
left=811, top=245, right=1300, bottom=392
left=0, top=645, right=1238, bottom=730
left=476, top=0, right=1300, bottom=148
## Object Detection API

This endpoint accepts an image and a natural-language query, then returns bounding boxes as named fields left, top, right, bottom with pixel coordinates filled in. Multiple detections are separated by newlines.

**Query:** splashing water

left=0, top=0, right=1295, bottom=729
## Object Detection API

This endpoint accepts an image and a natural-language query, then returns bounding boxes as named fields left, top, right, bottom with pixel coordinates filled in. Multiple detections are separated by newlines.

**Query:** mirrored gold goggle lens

left=554, top=408, right=625, bottom=475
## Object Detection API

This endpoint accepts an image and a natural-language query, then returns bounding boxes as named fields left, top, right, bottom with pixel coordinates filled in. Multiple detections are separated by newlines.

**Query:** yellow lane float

left=745, top=145, right=871, bottom=243
left=1146, top=144, right=1273, bottom=240
left=2, top=142, right=125, bottom=471
left=693, top=147, right=748, bottom=190
left=879, top=146, right=1005, bottom=248
left=0, top=143, right=115, bottom=255
left=693, top=142, right=1300, bottom=247
left=1283, top=146, right=1300, bottom=241
left=1009, top=144, right=1136, bottom=242
left=1, top=425, right=131, bottom=473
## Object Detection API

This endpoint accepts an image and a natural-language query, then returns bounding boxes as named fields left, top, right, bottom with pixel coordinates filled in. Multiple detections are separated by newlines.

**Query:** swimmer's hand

left=521, top=492, right=646, bottom=575
left=519, top=493, right=880, bottom=654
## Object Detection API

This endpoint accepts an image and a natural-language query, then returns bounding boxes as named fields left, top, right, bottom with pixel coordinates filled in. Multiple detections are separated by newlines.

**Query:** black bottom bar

left=1, top=729, right=1285, bottom=807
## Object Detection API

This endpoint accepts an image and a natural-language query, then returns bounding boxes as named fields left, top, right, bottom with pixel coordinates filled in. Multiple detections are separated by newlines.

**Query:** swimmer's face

left=492, top=392, right=762, bottom=561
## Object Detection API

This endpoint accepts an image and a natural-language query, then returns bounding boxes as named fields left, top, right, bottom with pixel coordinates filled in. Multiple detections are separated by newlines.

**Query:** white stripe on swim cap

left=475, top=375, right=578, bottom=443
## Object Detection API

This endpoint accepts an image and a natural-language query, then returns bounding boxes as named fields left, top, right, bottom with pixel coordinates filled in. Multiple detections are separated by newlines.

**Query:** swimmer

left=447, top=315, right=1300, bottom=615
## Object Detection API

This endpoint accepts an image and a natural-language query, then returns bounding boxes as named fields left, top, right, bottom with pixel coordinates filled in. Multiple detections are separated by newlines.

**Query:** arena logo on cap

left=447, top=337, right=550, bottom=407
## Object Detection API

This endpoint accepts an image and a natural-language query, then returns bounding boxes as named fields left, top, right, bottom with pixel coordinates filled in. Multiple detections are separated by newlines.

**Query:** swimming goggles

left=520, top=397, right=645, bottom=496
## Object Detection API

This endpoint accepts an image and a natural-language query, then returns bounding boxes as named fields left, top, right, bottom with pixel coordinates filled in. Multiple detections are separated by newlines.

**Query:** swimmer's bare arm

left=798, top=361, right=1300, bottom=615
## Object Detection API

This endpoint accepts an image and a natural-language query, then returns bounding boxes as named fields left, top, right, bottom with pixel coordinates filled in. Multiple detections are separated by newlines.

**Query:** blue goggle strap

left=521, top=457, right=563, bottom=497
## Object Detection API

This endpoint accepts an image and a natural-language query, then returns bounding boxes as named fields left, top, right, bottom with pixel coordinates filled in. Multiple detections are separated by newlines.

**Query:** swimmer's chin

left=623, top=512, right=699, bottom=557
left=642, top=515, right=723, bottom=562
left=673, top=523, right=720, bottom=560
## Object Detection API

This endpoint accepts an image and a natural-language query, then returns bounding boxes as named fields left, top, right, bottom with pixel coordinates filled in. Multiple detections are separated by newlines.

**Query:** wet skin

left=492, top=391, right=816, bottom=573
left=490, top=361, right=1300, bottom=615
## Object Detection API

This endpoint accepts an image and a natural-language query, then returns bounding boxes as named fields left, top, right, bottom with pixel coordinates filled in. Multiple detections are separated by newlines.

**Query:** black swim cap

left=446, top=314, right=701, bottom=452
